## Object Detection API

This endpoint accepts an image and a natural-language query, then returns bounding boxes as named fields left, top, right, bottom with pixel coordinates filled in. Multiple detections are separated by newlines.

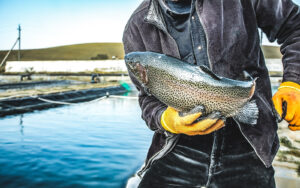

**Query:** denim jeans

left=138, top=118, right=276, bottom=188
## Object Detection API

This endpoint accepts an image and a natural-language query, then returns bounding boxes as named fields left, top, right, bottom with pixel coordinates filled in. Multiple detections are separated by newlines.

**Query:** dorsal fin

left=199, top=65, right=221, bottom=80
left=242, top=70, right=253, bottom=81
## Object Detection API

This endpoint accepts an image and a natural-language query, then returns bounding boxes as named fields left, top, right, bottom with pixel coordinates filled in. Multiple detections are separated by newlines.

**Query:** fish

left=125, top=51, right=259, bottom=125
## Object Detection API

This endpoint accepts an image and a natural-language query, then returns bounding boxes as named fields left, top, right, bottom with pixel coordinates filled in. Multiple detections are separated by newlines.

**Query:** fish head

left=125, top=52, right=149, bottom=84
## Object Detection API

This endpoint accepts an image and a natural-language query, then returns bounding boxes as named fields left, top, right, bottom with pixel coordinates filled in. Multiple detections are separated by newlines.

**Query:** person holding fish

left=123, top=0, right=300, bottom=187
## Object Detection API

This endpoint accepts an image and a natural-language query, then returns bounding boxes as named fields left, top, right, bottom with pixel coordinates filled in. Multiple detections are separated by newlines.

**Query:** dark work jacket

left=122, top=0, right=300, bottom=173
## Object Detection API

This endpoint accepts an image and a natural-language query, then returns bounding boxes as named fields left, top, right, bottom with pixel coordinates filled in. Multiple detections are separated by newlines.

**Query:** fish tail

left=234, top=100, right=259, bottom=126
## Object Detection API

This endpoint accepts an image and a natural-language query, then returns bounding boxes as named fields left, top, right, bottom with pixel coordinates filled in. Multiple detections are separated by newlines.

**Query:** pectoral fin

left=243, top=71, right=253, bottom=81
left=179, top=105, right=206, bottom=117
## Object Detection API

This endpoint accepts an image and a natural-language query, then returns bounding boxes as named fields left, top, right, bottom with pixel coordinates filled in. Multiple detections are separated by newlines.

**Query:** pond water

left=0, top=91, right=152, bottom=188
left=0, top=88, right=299, bottom=188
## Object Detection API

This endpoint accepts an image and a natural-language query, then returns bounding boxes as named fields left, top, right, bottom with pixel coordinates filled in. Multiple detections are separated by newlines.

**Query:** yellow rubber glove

left=272, top=81, right=300, bottom=131
left=161, top=107, right=225, bottom=136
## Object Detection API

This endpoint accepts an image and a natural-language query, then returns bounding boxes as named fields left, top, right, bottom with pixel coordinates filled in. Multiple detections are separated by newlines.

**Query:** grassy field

left=0, top=43, right=282, bottom=61
left=0, top=43, right=125, bottom=61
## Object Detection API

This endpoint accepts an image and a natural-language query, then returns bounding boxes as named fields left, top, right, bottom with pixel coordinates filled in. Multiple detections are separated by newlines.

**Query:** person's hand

left=161, top=107, right=225, bottom=136
left=272, top=81, right=300, bottom=131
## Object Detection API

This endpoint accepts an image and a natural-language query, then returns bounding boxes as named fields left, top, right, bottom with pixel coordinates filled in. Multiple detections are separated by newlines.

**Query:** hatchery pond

left=0, top=90, right=299, bottom=188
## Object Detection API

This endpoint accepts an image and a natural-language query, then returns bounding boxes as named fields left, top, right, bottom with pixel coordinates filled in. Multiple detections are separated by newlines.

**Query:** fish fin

left=195, top=111, right=223, bottom=122
left=199, top=65, right=221, bottom=80
left=179, top=105, right=206, bottom=117
left=242, top=71, right=253, bottom=81
left=234, top=100, right=259, bottom=126
left=242, top=71, right=258, bottom=85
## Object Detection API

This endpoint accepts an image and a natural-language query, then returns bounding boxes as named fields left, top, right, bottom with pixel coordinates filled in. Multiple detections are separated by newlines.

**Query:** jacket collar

left=144, top=0, right=168, bottom=33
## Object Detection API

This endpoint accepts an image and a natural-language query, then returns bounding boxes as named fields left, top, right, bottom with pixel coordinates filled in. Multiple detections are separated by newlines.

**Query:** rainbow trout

left=125, top=51, right=259, bottom=125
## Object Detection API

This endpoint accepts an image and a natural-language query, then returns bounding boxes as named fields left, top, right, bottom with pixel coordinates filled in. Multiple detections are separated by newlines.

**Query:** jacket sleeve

left=255, top=0, right=300, bottom=84
left=122, top=20, right=167, bottom=133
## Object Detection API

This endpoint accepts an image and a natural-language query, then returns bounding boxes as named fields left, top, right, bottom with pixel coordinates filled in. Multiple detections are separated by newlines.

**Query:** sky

left=0, top=0, right=300, bottom=50
left=0, top=0, right=142, bottom=50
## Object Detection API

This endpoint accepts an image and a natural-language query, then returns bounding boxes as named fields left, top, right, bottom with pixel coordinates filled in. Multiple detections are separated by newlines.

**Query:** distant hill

left=0, top=43, right=281, bottom=61
left=0, top=43, right=125, bottom=61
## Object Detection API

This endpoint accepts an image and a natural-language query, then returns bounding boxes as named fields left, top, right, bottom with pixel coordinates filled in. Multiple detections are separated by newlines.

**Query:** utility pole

left=0, top=25, right=21, bottom=68
left=0, top=38, right=18, bottom=68
left=18, top=24, right=21, bottom=61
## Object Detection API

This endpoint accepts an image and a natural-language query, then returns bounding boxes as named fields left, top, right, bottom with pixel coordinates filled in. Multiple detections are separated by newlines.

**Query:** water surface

left=0, top=92, right=152, bottom=188
left=0, top=88, right=299, bottom=188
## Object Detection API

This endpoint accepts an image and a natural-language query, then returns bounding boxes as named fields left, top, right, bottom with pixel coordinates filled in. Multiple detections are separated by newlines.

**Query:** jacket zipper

left=233, top=118, right=268, bottom=167
left=137, top=134, right=180, bottom=177
left=195, top=0, right=213, bottom=69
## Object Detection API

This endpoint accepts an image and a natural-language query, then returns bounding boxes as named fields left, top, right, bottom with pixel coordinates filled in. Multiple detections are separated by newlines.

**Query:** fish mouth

left=125, top=53, right=142, bottom=71
left=124, top=54, right=133, bottom=67
left=126, top=61, right=135, bottom=70
left=124, top=55, right=148, bottom=85
left=125, top=57, right=138, bottom=71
